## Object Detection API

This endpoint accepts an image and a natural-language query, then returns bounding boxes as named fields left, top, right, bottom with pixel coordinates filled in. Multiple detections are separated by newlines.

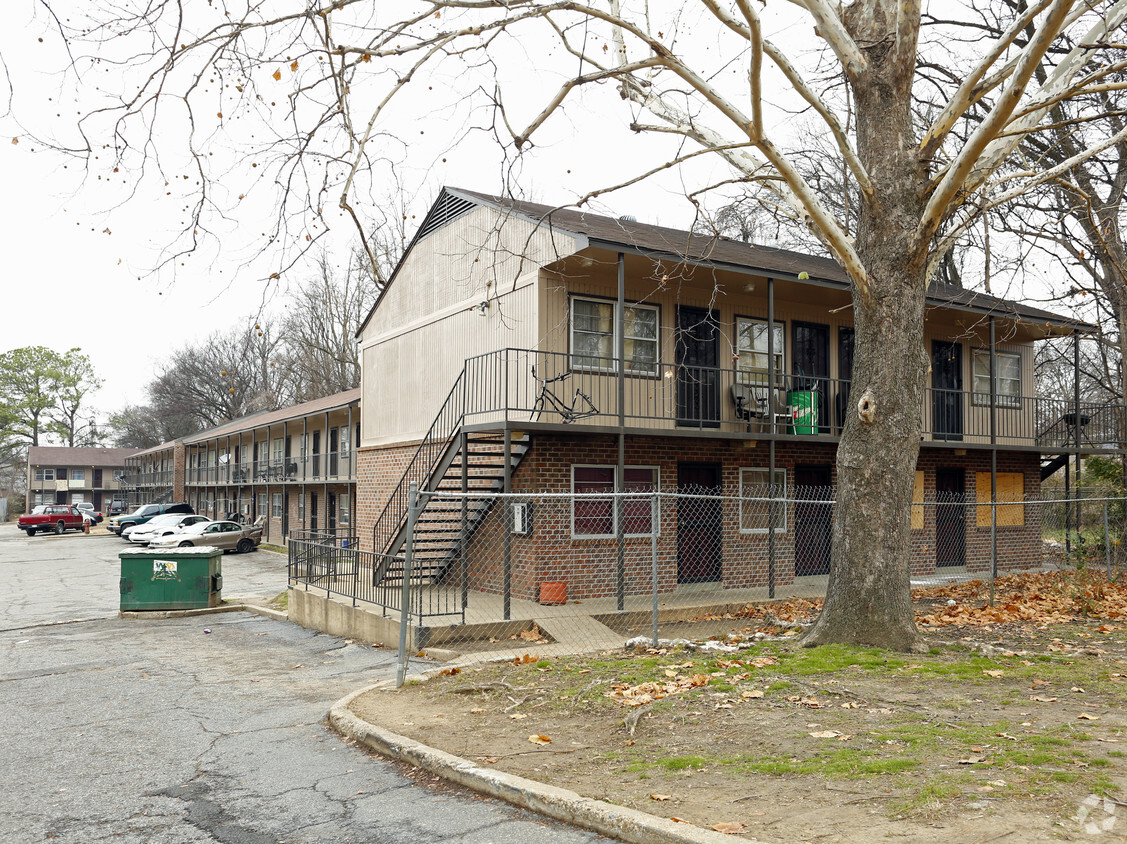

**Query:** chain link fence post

left=396, top=482, right=419, bottom=689
left=651, top=491, right=659, bottom=647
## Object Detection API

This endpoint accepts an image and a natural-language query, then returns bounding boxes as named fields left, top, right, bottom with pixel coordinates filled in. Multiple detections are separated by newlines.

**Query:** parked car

left=18, top=505, right=87, bottom=536
left=126, top=514, right=210, bottom=545
left=107, top=498, right=128, bottom=517
left=108, top=502, right=193, bottom=535
left=75, top=502, right=103, bottom=523
left=149, top=520, right=263, bottom=554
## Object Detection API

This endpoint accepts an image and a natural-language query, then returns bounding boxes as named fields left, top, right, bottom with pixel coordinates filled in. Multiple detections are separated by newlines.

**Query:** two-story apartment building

left=355, top=188, right=1114, bottom=605
left=180, top=389, right=361, bottom=544
left=121, top=440, right=183, bottom=509
left=26, top=446, right=138, bottom=511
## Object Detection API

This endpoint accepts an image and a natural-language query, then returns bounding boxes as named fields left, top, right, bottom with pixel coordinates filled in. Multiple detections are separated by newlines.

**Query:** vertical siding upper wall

left=360, top=205, right=580, bottom=446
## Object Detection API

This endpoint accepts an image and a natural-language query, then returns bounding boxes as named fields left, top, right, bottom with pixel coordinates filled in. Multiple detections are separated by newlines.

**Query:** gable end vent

left=417, top=193, right=477, bottom=241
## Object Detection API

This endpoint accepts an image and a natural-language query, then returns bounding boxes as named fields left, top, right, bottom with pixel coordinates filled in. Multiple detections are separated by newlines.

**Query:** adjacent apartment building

left=26, top=446, right=137, bottom=511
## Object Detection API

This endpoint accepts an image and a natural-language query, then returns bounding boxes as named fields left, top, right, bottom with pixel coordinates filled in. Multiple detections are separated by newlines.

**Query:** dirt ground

left=351, top=574, right=1127, bottom=842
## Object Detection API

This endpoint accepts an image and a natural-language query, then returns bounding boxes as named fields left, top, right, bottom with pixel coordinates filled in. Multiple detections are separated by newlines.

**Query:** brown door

left=794, top=465, right=832, bottom=576
left=935, top=468, right=966, bottom=567
left=676, top=463, right=722, bottom=583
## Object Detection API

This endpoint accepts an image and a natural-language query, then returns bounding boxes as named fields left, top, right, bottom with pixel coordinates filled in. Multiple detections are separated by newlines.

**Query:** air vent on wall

left=416, top=192, right=477, bottom=241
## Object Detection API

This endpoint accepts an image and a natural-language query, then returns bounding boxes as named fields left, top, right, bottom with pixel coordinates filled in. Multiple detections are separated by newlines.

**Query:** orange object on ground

left=539, top=581, right=567, bottom=605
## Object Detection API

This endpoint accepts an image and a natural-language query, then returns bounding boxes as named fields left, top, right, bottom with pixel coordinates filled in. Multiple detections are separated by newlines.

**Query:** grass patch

left=269, top=590, right=289, bottom=611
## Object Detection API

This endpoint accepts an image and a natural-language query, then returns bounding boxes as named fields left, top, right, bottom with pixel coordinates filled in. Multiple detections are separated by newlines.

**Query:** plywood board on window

left=911, top=471, right=925, bottom=530
left=975, top=472, right=1025, bottom=527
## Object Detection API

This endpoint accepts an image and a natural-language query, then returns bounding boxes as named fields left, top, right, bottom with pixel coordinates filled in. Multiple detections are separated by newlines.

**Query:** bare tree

left=280, top=251, right=383, bottom=401
left=41, top=1, right=1127, bottom=649
left=50, top=349, right=103, bottom=447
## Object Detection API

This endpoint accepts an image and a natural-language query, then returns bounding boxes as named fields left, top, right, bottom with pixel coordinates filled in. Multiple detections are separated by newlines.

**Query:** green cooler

left=787, top=390, right=819, bottom=435
left=119, top=546, right=223, bottom=611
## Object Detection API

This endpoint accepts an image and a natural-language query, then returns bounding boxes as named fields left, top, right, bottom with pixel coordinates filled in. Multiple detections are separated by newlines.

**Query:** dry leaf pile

left=917, top=572, right=1127, bottom=627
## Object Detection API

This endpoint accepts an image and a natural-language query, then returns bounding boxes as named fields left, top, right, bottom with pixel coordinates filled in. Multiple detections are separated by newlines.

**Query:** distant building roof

left=27, top=446, right=138, bottom=467
left=183, top=388, right=361, bottom=444
left=127, top=440, right=182, bottom=460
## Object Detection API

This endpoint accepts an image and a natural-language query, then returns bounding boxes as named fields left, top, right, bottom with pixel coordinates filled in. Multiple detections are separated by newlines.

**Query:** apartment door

left=932, top=341, right=964, bottom=441
left=676, top=463, right=722, bottom=583
left=794, top=465, right=833, bottom=576
left=312, top=431, right=322, bottom=477
left=935, top=468, right=966, bottom=568
left=310, top=492, right=319, bottom=532
left=836, top=327, right=855, bottom=433
left=793, top=321, right=831, bottom=433
left=329, top=427, right=339, bottom=477
left=676, top=306, right=720, bottom=427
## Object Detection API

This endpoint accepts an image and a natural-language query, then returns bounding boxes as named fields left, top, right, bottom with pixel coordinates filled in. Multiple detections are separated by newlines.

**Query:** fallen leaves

left=439, top=667, right=461, bottom=676
left=808, top=729, right=853, bottom=740
left=649, top=793, right=671, bottom=802
left=513, top=653, right=539, bottom=666
left=529, top=734, right=552, bottom=745
left=606, top=673, right=710, bottom=707
left=711, top=821, right=748, bottom=834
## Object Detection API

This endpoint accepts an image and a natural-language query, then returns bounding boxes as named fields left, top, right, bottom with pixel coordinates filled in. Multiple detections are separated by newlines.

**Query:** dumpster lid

left=119, top=545, right=223, bottom=558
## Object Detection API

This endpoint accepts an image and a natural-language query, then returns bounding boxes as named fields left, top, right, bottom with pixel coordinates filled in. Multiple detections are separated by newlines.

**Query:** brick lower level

left=358, top=432, right=1043, bottom=602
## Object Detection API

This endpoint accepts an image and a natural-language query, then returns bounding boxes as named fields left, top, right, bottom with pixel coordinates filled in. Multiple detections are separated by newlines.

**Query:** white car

left=126, top=514, right=210, bottom=545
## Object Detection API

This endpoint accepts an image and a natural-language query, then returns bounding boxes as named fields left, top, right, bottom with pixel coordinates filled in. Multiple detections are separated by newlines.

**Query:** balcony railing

left=184, top=451, right=357, bottom=485
left=119, top=470, right=173, bottom=488
left=455, top=348, right=1124, bottom=449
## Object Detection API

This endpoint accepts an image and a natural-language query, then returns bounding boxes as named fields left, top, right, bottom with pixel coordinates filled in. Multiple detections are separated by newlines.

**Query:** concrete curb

left=119, top=604, right=288, bottom=621
left=329, top=682, right=759, bottom=844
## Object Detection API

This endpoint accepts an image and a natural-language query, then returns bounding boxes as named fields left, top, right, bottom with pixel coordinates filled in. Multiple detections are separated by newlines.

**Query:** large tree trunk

left=804, top=0, right=929, bottom=651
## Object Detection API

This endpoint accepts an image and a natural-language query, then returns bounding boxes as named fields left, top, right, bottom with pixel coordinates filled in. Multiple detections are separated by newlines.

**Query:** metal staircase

left=371, top=362, right=531, bottom=588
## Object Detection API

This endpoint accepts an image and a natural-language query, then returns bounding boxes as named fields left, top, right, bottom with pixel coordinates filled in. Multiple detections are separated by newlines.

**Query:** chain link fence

left=287, top=486, right=1127, bottom=683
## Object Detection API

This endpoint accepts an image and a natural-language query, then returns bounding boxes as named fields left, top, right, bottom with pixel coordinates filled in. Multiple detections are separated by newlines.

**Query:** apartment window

left=340, top=427, right=350, bottom=456
left=571, top=465, right=658, bottom=538
left=70, top=469, right=85, bottom=484
left=972, top=350, right=1021, bottom=408
left=272, top=493, right=283, bottom=518
left=257, top=493, right=267, bottom=519
left=570, top=296, right=659, bottom=374
left=273, top=438, right=283, bottom=461
left=34, top=493, right=51, bottom=506
left=739, top=468, right=787, bottom=533
left=736, top=317, right=785, bottom=386
left=298, top=493, right=305, bottom=522
left=34, top=468, right=56, bottom=482
left=338, top=492, right=351, bottom=527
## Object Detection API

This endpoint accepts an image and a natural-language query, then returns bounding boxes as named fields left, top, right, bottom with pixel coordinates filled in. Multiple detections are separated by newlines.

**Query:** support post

left=616, top=251, right=626, bottom=612
left=503, top=427, right=512, bottom=621
left=767, top=277, right=777, bottom=599
left=1105, top=501, right=1112, bottom=580
left=460, top=431, right=469, bottom=611
left=396, top=482, right=419, bottom=688
left=1074, top=332, right=1083, bottom=547
left=990, top=316, right=998, bottom=604
left=651, top=492, right=659, bottom=647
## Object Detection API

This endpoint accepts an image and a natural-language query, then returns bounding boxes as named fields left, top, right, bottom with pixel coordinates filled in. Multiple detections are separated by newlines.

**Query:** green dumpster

left=787, top=390, right=819, bottom=435
left=119, top=546, right=223, bottom=611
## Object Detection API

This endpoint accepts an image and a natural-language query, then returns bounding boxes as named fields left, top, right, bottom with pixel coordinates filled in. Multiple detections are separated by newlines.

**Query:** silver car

left=149, top=520, right=263, bottom=554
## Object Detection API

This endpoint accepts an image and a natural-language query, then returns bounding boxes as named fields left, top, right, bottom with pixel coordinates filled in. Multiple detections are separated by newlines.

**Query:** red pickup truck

left=18, top=504, right=87, bottom=536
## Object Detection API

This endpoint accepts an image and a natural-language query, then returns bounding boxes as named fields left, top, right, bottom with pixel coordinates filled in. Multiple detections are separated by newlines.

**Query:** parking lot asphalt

left=0, top=526, right=607, bottom=843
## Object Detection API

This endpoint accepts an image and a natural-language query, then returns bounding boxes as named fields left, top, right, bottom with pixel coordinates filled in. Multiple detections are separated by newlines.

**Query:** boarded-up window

left=975, top=472, right=1025, bottom=527
left=911, top=471, right=925, bottom=530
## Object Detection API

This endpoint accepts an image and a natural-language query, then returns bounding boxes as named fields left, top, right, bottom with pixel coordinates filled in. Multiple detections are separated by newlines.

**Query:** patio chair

left=731, top=383, right=788, bottom=433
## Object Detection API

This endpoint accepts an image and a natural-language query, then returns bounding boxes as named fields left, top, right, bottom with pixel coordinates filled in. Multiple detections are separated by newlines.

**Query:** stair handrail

left=370, top=363, right=470, bottom=555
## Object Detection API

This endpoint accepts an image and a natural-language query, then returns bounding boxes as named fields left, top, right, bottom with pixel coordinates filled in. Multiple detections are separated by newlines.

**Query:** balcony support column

left=503, top=428, right=512, bottom=621
left=768, top=276, right=777, bottom=599
left=1074, top=331, right=1082, bottom=548
left=990, top=316, right=998, bottom=602
left=616, top=251, right=626, bottom=613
